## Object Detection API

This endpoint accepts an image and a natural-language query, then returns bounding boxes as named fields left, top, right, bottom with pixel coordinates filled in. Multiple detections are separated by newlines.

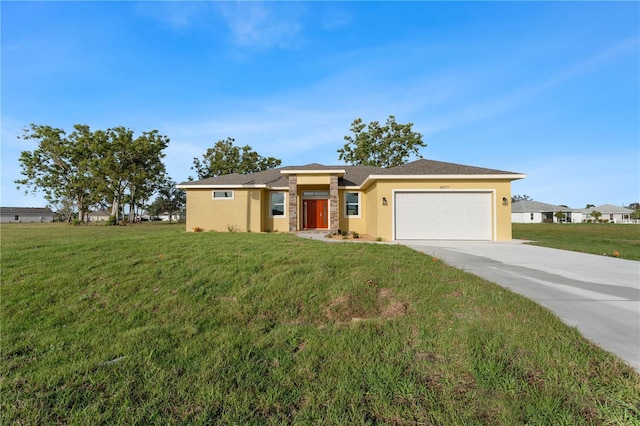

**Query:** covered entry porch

left=281, top=168, right=343, bottom=233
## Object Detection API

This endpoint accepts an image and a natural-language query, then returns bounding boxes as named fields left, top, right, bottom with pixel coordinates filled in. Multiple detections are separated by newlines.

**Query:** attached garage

left=394, top=191, right=493, bottom=240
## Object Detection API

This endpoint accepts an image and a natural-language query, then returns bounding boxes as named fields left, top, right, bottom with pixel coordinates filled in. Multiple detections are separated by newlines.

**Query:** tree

left=591, top=210, right=602, bottom=222
left=16, top=124, right=169, bottom=223
left=192, top=138, right=282, bottom=179
left=554, top=211, right=566, bottom=223
left=148, top=178, right=185, bottom=223
left=585, top=203, right=596, bottom=209
left=511, top=194, right=532, bottom=203
left=92, top=127, right=169, bottom=222
left=337, top=115, right=426, bottom=168
left=15, top=124, right=100, bottom=222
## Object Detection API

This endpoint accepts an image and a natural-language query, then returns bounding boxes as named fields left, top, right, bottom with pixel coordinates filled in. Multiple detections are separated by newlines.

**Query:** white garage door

left=395, top=192, right=492, bottom=240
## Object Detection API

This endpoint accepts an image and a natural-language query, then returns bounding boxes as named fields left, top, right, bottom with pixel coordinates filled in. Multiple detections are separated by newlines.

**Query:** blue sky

left=2, top=1, right=639, bottom=209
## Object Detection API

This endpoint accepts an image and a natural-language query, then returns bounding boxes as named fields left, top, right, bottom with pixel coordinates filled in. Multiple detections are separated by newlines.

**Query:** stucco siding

left=263, top=190, right=289, bottom=232
left=512, top=212, right=543, bottom=223
left=368, top=179, right=513, bottom=241
left=297, top=175, right=331, bottom=185
left=337, top=189, right=367, bottom=235
left=185, top=189, right=261, bottom=232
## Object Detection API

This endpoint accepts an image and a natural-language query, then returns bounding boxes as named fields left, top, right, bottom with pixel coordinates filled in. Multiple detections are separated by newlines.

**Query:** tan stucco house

left=177, top=159, right=525, bottom=241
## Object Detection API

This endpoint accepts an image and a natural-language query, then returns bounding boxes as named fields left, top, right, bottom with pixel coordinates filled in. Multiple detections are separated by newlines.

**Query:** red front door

left=305, top=199, right=328, bottom=229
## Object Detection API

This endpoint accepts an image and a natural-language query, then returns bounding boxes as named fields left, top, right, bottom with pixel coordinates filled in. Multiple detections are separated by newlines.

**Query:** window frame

left=212, top=190, right=234, bottom=200
left=344, top=192, right=361, bottom=218
left=269, top=191, right=286, bottom=218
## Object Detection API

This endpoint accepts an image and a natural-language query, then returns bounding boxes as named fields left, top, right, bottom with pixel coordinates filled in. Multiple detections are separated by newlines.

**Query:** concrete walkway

left=398, top=240, right=640, bottom=372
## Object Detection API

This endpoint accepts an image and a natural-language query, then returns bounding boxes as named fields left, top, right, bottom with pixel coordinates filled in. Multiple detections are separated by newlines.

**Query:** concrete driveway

left=398, top=240, right=640, bottom=372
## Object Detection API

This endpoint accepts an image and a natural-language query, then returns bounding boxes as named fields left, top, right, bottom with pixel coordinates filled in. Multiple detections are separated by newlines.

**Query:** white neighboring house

left=156, top=212, right=181, bottom=222
left=0, top=207, right=54, bottom=223
left=87, top=210, right=111, bottom=222
left=580, top=204, right=634, bottom=223
left=511, top=201, right=577, bottom=223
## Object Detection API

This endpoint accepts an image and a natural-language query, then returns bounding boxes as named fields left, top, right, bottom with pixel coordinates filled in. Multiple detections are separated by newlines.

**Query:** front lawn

left=512, top=223, right=640, bottom=260
left=2, top=223, right=639, bottom=424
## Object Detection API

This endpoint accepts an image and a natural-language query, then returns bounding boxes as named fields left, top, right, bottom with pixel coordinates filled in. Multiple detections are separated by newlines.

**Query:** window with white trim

left=212, top=190, right=234, bottom=199
left=345, top=192, right=360, bottom=217
left=270, top=192, right=286, bottom=217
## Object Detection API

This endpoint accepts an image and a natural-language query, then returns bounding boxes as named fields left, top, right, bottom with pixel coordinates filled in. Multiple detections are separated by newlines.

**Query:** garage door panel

left=395, top=192, right=491, bottom=240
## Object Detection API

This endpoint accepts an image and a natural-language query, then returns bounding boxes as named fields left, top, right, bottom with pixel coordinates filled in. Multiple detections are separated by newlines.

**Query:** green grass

left=513, top=223, right=640, bottom=260
left=2, top=223, right=639, bottom=424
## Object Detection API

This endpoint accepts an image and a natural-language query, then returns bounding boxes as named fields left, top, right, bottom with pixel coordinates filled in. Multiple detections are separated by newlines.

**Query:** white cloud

left=215, top=2, right=305, bottom=49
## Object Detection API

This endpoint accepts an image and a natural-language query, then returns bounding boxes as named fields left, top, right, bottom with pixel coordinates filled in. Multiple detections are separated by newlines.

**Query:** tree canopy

left=512, top=194, right=532, bottom=203
left=148, top=178, right=185, bottom=223
left=192, top=138, right=281, bottom=180
left=337, top=115, right=426, bottom=168
left=16, top=124, right=169, bottom=222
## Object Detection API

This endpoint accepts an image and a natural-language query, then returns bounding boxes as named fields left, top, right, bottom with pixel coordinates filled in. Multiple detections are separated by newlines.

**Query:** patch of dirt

left=381, top=302, right=408, bottom=319
left=324, top=285, right=409, bottom=323
left=446, top=289, right=464, bottom=298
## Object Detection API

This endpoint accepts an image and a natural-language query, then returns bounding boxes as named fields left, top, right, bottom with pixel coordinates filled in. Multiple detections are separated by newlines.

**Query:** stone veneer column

left=329, top=174, right=339, bottom=233
left=288, top=175, right=298, bottom=232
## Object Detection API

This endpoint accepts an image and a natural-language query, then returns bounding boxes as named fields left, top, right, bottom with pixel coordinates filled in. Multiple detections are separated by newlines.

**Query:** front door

left=304, top=199, right=328, bottom=229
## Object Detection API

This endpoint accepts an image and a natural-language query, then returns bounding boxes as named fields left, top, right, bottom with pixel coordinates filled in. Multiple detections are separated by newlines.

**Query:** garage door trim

left=392, top=189, right=496, bottom=241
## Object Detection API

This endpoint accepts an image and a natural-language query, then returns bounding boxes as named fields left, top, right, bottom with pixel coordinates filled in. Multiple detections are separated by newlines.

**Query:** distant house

left=512, top=201, right=635, bottom=224
left=156, top=212, right=181, bottom=222
left=0, top=207, right=54, bottom=223
left=580, top=204, right=634, bottom=223
left=87, top=210, right=111, bottom=222
left=511, top=201, right=576, bottom=223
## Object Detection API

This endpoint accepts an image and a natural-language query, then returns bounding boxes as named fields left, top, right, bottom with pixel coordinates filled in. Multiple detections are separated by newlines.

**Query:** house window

left=302, top=191, right=329, bottom=197
left=270, top=192, right=286, bottom=217
left=530, top=213, right=534, bottom=220
left=212, top=190, right=234, bottom=200
left=345, top=192, right=360, bottom=217
left=14, top=215, right=19, bottom=221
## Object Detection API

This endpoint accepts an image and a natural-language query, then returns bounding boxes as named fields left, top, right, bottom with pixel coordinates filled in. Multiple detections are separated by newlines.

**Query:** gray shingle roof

left=384, top=159, right=520, bottom=175
left=1, top=207, right=53, bottom=214
left=511, top=201, right=571, bottom=213
left=179, top=159, right=522, bottom=188
left=579, top=204, right=633, bottom=214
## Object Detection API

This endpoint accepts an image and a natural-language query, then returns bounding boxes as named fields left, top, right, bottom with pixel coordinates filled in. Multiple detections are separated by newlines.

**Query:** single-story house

left=512, top=202, right=636, bottom=224
left=156, top=212, right=182, bottom=222
left=580, top=204, right=634, bottom=223
left=87, top=210, right=111, bottom=222
left=177, top=159, right=525, bottom=241
left=0, top=207, right=54, bottom=223
left=511, top=201, right=577, bottom=223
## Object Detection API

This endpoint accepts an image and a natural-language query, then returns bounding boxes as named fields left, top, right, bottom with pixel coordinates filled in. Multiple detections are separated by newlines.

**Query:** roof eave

left=360, top=173, right=526, bottom=188
left=281, top=169, right=346, bottom=176
left=176, top=184, right=268, bottom=189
